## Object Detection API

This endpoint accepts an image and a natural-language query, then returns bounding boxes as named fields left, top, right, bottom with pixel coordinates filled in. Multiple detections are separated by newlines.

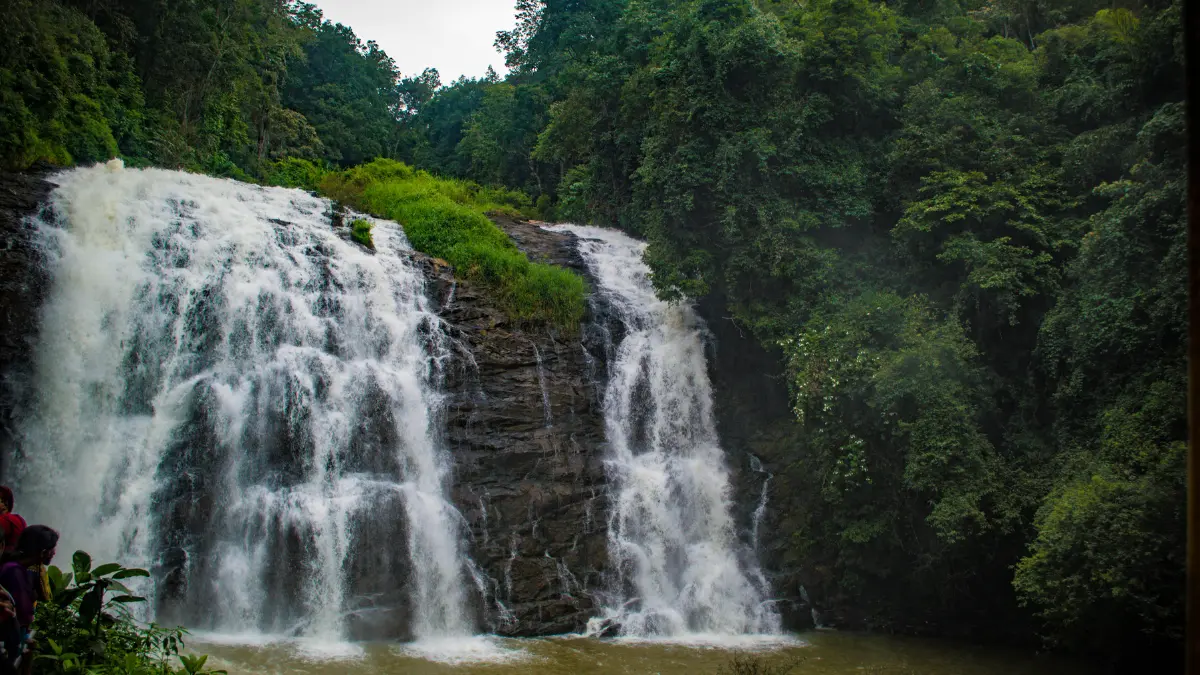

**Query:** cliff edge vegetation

left=321, top=158, right=587, bottom=330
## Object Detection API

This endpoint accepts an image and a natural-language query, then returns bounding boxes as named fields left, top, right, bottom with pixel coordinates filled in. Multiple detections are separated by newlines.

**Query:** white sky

left=314, top=0, right=517, bottom=82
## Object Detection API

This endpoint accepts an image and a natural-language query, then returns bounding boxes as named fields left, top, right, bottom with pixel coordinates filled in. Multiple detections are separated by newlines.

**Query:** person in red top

left=0, top=525, right=56, bottom=636
left=0, top=489, right=26, bottom=555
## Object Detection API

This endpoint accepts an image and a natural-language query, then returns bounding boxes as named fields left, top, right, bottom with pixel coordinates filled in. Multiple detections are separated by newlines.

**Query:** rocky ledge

left=423, top=214, right=616, bottom=636
left=0, top=169, right=54, bottom=477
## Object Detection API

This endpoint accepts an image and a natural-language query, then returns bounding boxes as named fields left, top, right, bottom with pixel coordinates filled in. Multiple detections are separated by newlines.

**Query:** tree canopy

left=395, top=0, right=1185, bottom=663
left=1, top=0, right=413, bottom=176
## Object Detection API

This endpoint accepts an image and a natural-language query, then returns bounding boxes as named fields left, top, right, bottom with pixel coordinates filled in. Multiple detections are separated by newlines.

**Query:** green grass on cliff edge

left=320, top=159, right=586, bottom=331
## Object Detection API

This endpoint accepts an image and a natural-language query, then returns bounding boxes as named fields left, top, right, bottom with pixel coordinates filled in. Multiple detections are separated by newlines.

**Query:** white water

left=749, top=455, right=772, bottom=552
left=13, top=162, right=474, bottom=645
left=546, top=225, right=780, bottom=640
left=532, top=343, right=553, bottom=428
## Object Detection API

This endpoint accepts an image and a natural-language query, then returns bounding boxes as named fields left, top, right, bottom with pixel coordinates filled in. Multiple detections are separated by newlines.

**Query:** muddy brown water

left=193, top=631, right=1087, bottom=675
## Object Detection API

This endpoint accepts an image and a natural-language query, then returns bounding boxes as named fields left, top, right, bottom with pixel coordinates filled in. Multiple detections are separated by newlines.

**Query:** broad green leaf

left=79, top=588, right=102, bottom=623
left=47, top=565, right=67, bottom=593
left=72, top=551, right=92, bottom=582
left=55, top=586, right=85, bottom=609
left=111, top=568, right=150, bottom=580
left=108, top=594, right=146, bottom=604
left=90, top=563, right=122, bottom=578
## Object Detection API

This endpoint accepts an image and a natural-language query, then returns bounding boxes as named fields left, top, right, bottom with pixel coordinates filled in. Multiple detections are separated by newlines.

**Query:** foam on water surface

left=396, top=636, right=532, bottom=665
left=190, top=632, right=1083, bottom=675
left=189, top=632, right=368, bottom=661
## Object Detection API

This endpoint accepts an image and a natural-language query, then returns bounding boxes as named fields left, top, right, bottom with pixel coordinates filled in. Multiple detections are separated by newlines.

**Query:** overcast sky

left=314, top=0, right=516, bottom=82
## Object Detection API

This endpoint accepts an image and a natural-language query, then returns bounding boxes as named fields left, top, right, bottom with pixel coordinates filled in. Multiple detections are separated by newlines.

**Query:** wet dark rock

left=777, top=598, right=818, bottom=631
left=153, top=547, right=190, bottom=627
left=590, top=616, right=620, bottom=638
left=419, top=216, right=615, bottom=636
left=0, top=169, right=54, bottom=477
left=341, top=491, right=417, bottom=641
left=485, top=214, right=584, bottom=269
left=696, top=294, right=818, bottom=633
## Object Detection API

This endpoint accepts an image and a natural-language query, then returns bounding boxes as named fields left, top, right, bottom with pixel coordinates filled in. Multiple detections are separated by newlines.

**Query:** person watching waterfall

left=0, top=526, right=58, bottom=637
left=0, top=490, right=25, bottom=555
left=0, top=589, right=21, bottom=675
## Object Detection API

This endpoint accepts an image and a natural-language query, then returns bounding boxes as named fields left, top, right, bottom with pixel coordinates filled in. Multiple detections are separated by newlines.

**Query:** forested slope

left=2, top=0, right=411, bottom=176
left=397, top=0, right=1186, bottom=662
left=1, top=0, right=1186, bottom=664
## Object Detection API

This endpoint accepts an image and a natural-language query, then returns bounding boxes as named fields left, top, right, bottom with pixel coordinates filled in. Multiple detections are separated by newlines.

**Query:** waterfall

left=547, top=225, right=780, bottom=640
left=12, top=162, right=473, bottom=644
left=749, top=455, right=772, bottom=553
left=532, top=343, right=553, bottom=428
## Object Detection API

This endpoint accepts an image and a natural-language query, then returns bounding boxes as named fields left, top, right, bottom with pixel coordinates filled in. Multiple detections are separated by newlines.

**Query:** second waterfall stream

left=548, top=224, right=780, bottom=640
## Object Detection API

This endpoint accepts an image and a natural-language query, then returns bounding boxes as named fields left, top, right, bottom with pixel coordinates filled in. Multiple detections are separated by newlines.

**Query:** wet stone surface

left=0, top=169, right=53, bottom=476
left=426, top=217, right=617, bottom=636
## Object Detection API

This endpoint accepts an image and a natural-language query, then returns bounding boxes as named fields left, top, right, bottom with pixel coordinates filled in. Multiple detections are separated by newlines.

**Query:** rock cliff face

left=696, top=295, right=817, bottom=632
left=431, top=218, right=815, bottom=636
left=0, top=170, right=53, bottom=477
left=427, top=216, right=617, bottom=636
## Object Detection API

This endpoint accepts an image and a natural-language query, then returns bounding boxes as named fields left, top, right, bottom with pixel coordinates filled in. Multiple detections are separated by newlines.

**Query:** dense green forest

left=414, top=0, right=1187, bottom=663
left=2, top=0, right=412, bottom=176
left=1, top=0, right=1186, bottom=666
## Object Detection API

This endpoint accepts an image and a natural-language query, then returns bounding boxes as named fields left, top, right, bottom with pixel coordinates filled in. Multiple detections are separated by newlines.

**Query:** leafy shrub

left=263, top=157, right=329, bottom=191
left=322, top=159, right=586, bottom=330
left=349, top=218, right=374, bottom=249
left=1013, top=393, right=1186, bottom=653
left=534, top=194, right=556, bottom=221
left=33, top=551, right=223, bottom=675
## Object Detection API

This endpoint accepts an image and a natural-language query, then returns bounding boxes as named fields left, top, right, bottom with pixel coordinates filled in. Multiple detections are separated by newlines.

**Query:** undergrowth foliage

left=321, top=159, right=586, bottom=330
left=34, top=551, right=222, bottom=675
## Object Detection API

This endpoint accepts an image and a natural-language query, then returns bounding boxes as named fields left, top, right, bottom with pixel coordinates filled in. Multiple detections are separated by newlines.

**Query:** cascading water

left=547, top=225, right=780, bottom=640
left=12, top=162, right=474, bottom=646
left=749, top=455, right=772, bottom=553
left=532, top=343, right=553, bottom=428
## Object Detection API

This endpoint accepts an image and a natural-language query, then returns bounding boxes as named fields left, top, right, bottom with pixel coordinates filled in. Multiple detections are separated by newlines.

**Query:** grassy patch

left=349, top=218, right=374, bottom=248
left=321, top=159, right=586, bottom=330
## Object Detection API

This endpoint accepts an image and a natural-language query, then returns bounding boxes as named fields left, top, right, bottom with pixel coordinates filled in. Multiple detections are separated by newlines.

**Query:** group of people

left=0, top=486, right=59, bottom=675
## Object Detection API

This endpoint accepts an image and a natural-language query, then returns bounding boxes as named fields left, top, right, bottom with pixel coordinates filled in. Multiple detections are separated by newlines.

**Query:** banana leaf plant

left=46, top=551, right=149, bottom=634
